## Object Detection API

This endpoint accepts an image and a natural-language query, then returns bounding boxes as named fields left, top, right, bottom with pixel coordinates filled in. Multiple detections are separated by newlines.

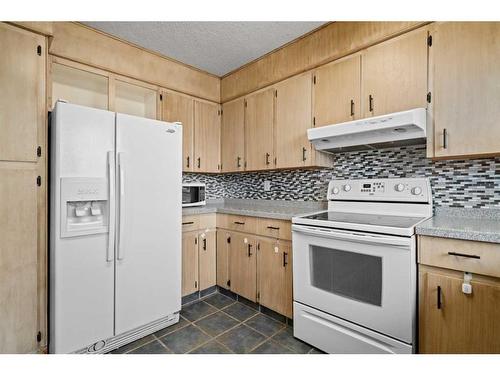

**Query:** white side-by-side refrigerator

left=50, top=101, right=182, bottom=353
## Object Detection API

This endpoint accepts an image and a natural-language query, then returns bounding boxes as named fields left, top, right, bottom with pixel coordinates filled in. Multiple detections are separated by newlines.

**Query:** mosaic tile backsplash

left=183, top=145, right=500, bottom=209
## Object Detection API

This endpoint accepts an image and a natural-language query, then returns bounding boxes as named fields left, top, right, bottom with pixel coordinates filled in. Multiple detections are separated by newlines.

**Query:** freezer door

left=50, top=102, right=115, bottom=353
left=114, top=113, right=182, bottom=334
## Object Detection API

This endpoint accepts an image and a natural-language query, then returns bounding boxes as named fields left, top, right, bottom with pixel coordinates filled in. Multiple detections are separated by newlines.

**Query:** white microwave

left=182, top=183, right=206, bottom=207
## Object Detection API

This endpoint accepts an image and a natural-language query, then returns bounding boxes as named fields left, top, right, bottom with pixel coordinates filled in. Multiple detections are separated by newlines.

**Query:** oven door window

left=310, top=245, right=382, bottom=306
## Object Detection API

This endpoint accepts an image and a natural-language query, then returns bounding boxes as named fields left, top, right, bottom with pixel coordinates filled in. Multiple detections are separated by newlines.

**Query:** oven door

left=292, top=224, right=416, bottom=343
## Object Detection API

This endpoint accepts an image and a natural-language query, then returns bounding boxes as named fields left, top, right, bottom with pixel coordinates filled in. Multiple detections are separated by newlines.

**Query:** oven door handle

left=292, top=225, right=411, bottom=248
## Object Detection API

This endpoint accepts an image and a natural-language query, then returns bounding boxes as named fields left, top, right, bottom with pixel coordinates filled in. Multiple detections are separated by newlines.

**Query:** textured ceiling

left=82, top=22, right=326, bottom=76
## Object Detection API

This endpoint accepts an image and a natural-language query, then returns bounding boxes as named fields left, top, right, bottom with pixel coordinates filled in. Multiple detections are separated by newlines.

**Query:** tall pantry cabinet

left=0, top=23, right=46, bottom=353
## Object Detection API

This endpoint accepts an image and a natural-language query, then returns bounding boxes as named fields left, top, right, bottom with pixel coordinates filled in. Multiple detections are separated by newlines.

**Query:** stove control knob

left=343, top=184, right=351, bottom=192
left=395, top=183, right=405, bottom=192
left=411, top=186, right=422, bottom=195
left=332, top=187, right=340, bottom=195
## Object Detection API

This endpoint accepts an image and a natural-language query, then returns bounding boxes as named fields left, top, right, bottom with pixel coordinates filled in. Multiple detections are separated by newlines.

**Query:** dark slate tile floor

left=110, top=292, right=325, bottom=354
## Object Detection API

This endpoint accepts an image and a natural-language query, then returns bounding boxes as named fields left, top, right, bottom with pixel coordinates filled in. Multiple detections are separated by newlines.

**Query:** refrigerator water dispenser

left=60, top=177, right=109, bottom=238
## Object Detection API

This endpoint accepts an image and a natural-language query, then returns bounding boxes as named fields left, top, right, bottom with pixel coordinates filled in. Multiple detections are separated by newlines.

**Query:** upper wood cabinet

left=51, top=61, right=109, bottom=111
left=429, top=22, right=500, bottom=158
left=313, top=54, right=362, bottom=127
left=0, top=23, right=45, bottom=162
left=221, top=98, right=245, bottom=172
left=362, top=27, right=428, bottom=117
left=114, top=79, right=157, bottom=120
left=245, top=88, right=275, bottom=171
left=194, top=101, right=221, bottom=173
left=162, top=91, right=195, bottom=172
left=419, top=266, right=500, bottom=353
left=275, top=73, right=312, bottom=169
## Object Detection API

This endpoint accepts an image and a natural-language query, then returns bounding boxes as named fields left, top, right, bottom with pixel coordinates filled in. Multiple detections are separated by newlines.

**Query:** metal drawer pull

left=186, top=156, right=190, bottom=168
left=443, top=128, right=448, bottom=149
left=437, top=286, right=442, bottom=309
left=265, top=152, right=270, bottom=165
left=448, top=251, right=480, bottom=259
left=302, top=147, right=307, bottom=161
left=182, top=221, right=194, bottom=225
left=267, top=226, right=280, bottom=230
left=283, top=252, right=288, bottom=267
left=197, top=157, right=201, bottom=168
left=234, top=221, right=245, bottom=225
left=203, top=238, right=207, bottom=250
left=247, top=243, right=252, bottom=257
left=369, top=94, right=374, bottom=112
left=237, top=156, right=241, bottom=168
left=350, top=99, right=355, bottom=116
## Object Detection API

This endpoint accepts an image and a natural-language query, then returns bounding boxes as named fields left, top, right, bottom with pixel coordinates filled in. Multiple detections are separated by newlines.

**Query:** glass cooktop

left=300, top=211, right=424, bottom=229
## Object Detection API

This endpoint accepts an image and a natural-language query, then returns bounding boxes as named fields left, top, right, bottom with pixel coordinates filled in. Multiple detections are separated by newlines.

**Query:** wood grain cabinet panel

left=181, top=231, right=199, bottom=297
left=275, top=73, right=313, bottom=169
left=115, top=79, right=157, bottom=119
left=198, top=230, right=216, bottom=291
left=313, top=54, right=362, bottom=127
left=221, top=98, right=245, bottom=172
left=0, top=165, right=38, bottom=353
left=419, top=266, right=500, bottom=353
left=429, top=22, right=500, bottom=158
left=194, top=101, right=221, bottom=173
left=229, top=232, right=257, bottom=302
left=162, top=92, right=195, bottom=172
left=0, top=23, right=45, bottom=162
left=244, top=89, right=275, bottom=171
left=257, top=238, right=293, bottom=318
left=362, top=27, right=428, bottom=118
left=216, top=229, right=231, bottom=289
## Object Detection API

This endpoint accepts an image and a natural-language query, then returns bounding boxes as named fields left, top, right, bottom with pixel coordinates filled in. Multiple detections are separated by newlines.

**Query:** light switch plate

left=264, top=180, right=271, bottom=192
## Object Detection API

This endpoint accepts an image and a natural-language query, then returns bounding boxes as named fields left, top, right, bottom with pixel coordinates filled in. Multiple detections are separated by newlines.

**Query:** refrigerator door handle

left=107, top=151, right=115, bottom=262
left=117, top=152, right=125, bottom=261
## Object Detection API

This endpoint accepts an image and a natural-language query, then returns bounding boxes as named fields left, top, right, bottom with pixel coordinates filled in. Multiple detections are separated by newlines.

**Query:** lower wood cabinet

left=229, top=232, right=258, bottom=302
left=181, top=231, right=199, bottom=296
left=419, top=265, right=500, bottom=353
left=257, top=237, right=293, bottom=318
left=198, top=230, right=216, bottom=291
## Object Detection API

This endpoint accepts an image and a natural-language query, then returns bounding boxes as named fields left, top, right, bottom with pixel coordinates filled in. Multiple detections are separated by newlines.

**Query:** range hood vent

left=308, top=108, right=427, bottom=153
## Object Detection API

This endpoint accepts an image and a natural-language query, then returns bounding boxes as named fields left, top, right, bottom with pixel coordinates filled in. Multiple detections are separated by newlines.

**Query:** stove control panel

left=328, top=178, right=431, bottom=203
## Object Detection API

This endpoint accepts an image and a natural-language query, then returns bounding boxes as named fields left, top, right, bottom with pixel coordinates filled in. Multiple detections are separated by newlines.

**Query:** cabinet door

left=313, top=54, right=361, bottom=127
left=216, top=229, right=230, bottom=289
left=430, top=22, right=500, bottom=158
left=194, top=101, right=221, bottom=173
left=221, top=98, right=245, bottom=172
left=0, top=23, right=45, bottom=162
left=229, top=232, right=257, bottom=302
left=198, top=230, right=216, bottom=291
left=275, top=73, right=312, bottom=169
left=162, top=92, right=194, bottom=172
left=244, top=89, right=275, bottom=171
left=419, top=268, right=500, bottom=353
left=182, top=231, right=199, bottom=297
left=0, top=165, right=38, bottom=353
left=115, top=79, right=157, bottom=119
left=362, top=27, right=428, bottom=117
left=258, top=238, right=293, bottom=317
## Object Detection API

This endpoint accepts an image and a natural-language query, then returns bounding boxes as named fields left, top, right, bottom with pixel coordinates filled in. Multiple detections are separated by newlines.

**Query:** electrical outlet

left=264, top=180, right=271, bottom=192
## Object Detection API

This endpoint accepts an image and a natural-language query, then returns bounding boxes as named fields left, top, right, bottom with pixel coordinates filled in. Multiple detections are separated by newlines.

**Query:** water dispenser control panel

left=60, top=177, right=109, bottom=238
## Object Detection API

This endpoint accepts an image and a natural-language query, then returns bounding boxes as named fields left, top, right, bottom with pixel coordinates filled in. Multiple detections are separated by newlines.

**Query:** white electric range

left=292, top=178, right=432, bottom=354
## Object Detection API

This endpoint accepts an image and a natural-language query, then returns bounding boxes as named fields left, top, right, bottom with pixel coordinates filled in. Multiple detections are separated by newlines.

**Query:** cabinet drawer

left=182, top=215, right=199, bottom=232
left=418, top=236, right=500, bottom=278
left=217, top=214, right=257, bottom=233
left=257, top=218, right=291, bottom=240
left=199, top=213, right=216, bottom=229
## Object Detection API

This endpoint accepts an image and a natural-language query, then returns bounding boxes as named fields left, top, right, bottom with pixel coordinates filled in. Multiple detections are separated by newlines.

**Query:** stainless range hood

left=308, top=108, right=427, bottom=152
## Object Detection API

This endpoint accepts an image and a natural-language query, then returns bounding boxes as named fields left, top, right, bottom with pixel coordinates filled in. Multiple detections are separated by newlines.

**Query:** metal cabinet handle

left=437, top=286, right=442, bottom=309
left=182, top=221, right=194, bottom=225
left=197, top=157, right=201, bottom=168
left=203, top=238, right=207, bottom=251
left=350, top=99, right=355, bottom=116
left=237, top=156, right=241, bottom=168
left=233, top=221, right=245, bottom=225
left=369, top=94, right=374, bottom=112
left=448, top=251, right=480, bottom=259
left=443, top=129, right=448, bottom=149
left=186, top=156, right=190, bottom=168
left=265, top=152, right=270, bottom=165
left=302, top=147, right=307, bottom=161
left=267, top=226, right=280, bottom=230
left=283, top=252, right=288, bottom=267
left=247, top=243, right=253, bottom=257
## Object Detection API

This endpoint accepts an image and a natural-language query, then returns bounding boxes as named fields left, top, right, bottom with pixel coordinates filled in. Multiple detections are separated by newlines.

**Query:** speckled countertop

left=182, top=198, right=326, bottom=221
left=416, top=208, right=500, bottom=244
